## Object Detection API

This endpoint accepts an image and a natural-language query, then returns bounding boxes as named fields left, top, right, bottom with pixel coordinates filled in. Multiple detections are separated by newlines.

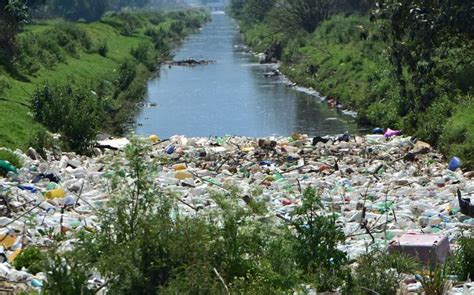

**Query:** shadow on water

left=135, top=13, right=359, bottom=138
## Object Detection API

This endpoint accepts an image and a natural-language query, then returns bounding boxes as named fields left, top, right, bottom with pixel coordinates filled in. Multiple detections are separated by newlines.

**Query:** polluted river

left=0, top=12, right=473, bottom=295
left=135, top=13, right=358, bottom=138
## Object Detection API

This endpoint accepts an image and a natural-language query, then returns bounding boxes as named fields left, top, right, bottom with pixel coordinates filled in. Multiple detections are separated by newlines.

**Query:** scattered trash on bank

left=0, top=132, right=473, bottom=293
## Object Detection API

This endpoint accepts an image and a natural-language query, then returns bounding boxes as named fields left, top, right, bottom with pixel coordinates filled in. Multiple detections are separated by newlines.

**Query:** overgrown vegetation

left=230, top=0, right=474, bottom=168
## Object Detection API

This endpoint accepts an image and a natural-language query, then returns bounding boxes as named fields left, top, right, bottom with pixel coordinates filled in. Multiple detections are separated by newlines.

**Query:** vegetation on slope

left=230, top=0, right=474, bottom=168
left=0, top=9, right=210, bottom=151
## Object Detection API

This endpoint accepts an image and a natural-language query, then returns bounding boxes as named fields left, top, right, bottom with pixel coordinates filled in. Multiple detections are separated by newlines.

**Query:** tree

left=0, top=0, right=28, bottom=61
left=242, top=0, right=276, bottom=23
left=50, top=0, right=111, bottom=21
left=268, top=0, right=337, bottom=33
left=374, top=0, right=474, bottom=140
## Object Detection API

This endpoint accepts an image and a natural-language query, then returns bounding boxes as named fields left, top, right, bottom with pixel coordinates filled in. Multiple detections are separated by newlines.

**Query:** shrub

left=353, top=250, right=418, bottom=295
left=291, top=187, right=348, bottom=291
left=131, top=42, right=157, bottom=71
left=31, top=81, right=103, bottom=154
left=440, top=104, right=474, bottom=170
left=13, top=246, right=47, bottom=275
left=115, top=59, right=137, bottom=92
left=97, top=39, right=108, bottom=57
left=452, top=236, right=474, bottom=280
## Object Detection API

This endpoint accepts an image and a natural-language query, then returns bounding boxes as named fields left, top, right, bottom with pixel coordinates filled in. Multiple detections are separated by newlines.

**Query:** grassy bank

left=237, top=13, right=474, bottom=168
left=0, top=9, right=210, bottom=151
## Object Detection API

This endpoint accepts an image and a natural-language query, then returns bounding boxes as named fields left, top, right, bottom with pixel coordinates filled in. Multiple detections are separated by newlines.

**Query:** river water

left=135, top=13, right=358, bottom=138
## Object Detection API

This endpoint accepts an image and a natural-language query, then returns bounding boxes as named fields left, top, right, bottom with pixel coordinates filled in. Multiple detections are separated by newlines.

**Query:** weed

left=353, top=250, right=418, bottom=295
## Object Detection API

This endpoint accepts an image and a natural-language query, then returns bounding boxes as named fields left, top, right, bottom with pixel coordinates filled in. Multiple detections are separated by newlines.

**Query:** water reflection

left=135, top=13, right=358, bottom=138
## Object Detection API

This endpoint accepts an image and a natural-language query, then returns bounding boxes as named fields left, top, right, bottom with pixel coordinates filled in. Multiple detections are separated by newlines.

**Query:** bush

left=291, top=187, right=348, bottom=291
left=352, top=250, right=418, bottom=295
left=97, top=39, right=108, bottom=57
left=440, top=104, right=474, bottom=170
left=130, top=42, right=157, bottom=71
left=15, top=23, right=92, bottom=75
left=115, top=59, right=137, bottom=92
left=13, top=246, right=47, bottom=275
left=31, top=81, right=103, bottom=154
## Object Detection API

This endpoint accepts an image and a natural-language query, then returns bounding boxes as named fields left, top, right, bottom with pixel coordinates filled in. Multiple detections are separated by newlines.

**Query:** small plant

left=416, top=263, right=451, bottom=295
left=13, top=246, right=47, bottom=275
left=353, top=249, right=418, bottom=295
left=452, top=236, right=474, bottom=280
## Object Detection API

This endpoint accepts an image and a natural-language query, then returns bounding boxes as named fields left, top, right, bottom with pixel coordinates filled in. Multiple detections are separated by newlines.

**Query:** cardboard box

left=388, top=233, right=450, bottom=264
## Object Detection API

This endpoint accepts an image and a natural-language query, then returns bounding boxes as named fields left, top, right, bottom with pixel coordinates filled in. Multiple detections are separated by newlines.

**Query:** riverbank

left=0, top=134, right=473, bottom=293
left=234, top=13, right=474, bottom=169
left=0, top=9, right=210, bottom=151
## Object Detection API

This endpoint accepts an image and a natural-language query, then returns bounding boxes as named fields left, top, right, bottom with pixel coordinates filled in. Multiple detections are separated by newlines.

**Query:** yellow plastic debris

left=0, top=235, right=17, bottom=249
left=148, top=134, right=160, bottom=143
left=8, top=249, right=21, bottom=262
left=174, top=164, right=187, bottom=171
left=45, top=189, right=66, bottom=199
left=175, top=171, right=193, bottom=180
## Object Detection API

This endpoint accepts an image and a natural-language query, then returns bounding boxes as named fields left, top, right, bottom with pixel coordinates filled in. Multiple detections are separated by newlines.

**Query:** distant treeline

left=29, top=0, right=184, bottom=21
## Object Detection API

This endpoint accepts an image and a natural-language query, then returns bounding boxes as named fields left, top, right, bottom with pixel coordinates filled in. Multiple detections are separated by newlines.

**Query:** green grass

left=0, top=10, right=209, bottom=151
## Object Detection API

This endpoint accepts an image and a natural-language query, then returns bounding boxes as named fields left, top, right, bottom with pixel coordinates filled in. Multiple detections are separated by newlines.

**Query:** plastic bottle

left=45, top=189, right=66, bottom=199
left=0, top=160, right=17, bottom=175
left=448, top=157, right=462, bottom=171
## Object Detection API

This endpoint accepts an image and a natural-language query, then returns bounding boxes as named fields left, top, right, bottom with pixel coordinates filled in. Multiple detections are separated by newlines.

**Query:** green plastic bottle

left=0, top=160, right=17, bottom=175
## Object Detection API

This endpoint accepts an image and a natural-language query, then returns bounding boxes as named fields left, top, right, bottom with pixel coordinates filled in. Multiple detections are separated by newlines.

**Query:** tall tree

left=1, top=0, right=30, bottom=61
left=269, top=0, right=337, bottom=33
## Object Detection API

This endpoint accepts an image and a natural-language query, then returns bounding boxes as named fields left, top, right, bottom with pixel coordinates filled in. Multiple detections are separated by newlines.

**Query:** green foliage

left=0, top=0, right=31, bottom=61
left=0, top=149, right=22, bottom=169
left=352, top=250, right=418, bottom=295
left=15, top=23, right=92, bottom=75
left=291, top=187, right=348, bottom=291
left=130, top=42, right=156, bottom=71
left=43, top=247, right=94, bottom=295
left=374, top=0, right=473, bottom=138
left=97, top=39, right=108, bottom=57
left=0, top=77, right=10, bottom=95
left=28, top=129, right=57, bottom=159
left=416, top=264, right=451, bottom=295
left=31, top=80, right=103, bottom=153
left=452, top=236, right=474, bottom=281
left=13, top=246, right=47, bottom=275
left=440, top=104, right=474, bottom=170
left=101, top=11, right=144, bottom=36
left=49, top=0, right=112, bottom=22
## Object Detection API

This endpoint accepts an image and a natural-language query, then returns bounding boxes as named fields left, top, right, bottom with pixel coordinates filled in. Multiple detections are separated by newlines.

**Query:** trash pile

left=1, top=133, right=473, bottom=293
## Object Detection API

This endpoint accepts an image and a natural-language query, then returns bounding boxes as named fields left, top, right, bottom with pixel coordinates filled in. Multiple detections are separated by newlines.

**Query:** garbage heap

left=0, top=133, right=473, bottom=293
